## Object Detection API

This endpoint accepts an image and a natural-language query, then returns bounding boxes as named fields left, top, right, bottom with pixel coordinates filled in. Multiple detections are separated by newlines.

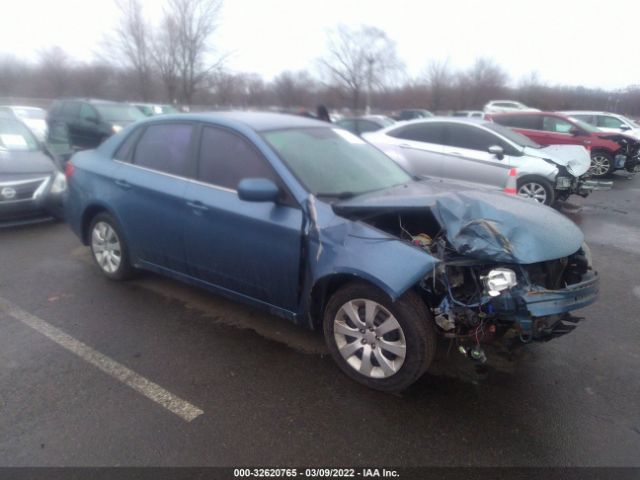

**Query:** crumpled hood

left=0, top=149, right=56, bottom=176
left=524, top=145, right=590, bottom=177
left=334, top=181, right=584, bottom=264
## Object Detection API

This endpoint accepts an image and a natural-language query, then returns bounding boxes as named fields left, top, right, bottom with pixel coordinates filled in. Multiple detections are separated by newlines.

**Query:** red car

left=486, top=111, right=640, bottom=177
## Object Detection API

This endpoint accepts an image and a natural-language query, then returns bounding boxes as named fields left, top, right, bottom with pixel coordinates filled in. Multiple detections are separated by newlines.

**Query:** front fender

left=308, top=217, right=439, bottom=301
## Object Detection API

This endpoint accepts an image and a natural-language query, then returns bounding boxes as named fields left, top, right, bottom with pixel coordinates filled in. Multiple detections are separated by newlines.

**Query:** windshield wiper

left=315, top=191, right=357, bottom=199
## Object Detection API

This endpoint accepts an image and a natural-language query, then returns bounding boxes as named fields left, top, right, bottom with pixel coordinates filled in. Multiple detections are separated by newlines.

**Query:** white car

left=0, top=105, right=48, bottom=142
left=561, top=111, right=640, bottom=140
left=363, top=118, right=606, bottom=206
left=483, top=100, right=539, bottom=114
left=452, top=110, right=485, bottom=119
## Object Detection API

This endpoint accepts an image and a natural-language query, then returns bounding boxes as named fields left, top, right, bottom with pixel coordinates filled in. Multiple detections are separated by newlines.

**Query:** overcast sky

left=2, top=0, right=639, bottom=89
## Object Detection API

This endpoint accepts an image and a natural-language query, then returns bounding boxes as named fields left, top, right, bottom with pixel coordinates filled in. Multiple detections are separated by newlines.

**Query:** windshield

left=95, top=104, right=146, bottom=123
left=0, top=118, right=40, bottom=151
left=568, top=117, right=600, bottom=133
left=263, top=127, right=413, bottom=197
left=13, top=107, right=45, bottom=120
left=484, top=122, right=541, bottom=149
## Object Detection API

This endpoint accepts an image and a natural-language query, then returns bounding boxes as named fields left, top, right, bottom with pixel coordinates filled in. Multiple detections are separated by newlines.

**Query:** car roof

left=561, top=110, right=620, bottom=116
left=58, top=98, right=130, bottom=105
left=0, top=105, right=45, bottom=110
left=146, top=111, right=330, bottom=132
left=389, top=116, right=490, bottom=127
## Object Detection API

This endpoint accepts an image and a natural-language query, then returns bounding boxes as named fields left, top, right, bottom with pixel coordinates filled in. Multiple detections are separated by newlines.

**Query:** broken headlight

left=482, top=268, right=517, bottom=297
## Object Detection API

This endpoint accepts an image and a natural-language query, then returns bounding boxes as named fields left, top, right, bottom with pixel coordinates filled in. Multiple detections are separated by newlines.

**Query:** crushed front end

left=420, top=241, right=598, bottom=361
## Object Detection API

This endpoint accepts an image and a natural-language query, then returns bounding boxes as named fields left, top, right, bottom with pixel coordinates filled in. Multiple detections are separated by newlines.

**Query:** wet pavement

left=0, top=175, right=639, bottom=467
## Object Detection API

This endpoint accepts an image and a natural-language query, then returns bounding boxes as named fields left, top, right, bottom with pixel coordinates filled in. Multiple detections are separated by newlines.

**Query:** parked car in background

left=0, top=105, right=48, bottom=142
left=392, top=109, right=434, bottom=121
left=47, top=98, right=146, bottom=149
left=483, top=100, right=539, bottom=114
left=363, top=118, right=604, bottom=206
left=452, top=110, right=484, bottom=119
left=487, top=111, right=640, bottom=177
left=561, top=111, right=640, bottom=140
left=132, top=103, right=180, bottom=117
left=335, top=115, right=395, bottom=136
left=0, top=113, right=66, bottom=226
left=64, top=112, right=598, bottom=391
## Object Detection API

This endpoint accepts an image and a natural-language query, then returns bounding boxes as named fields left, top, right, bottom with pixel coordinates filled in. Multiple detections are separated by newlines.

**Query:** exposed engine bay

left=603, top=133, right=640, bottom=173
left=356, top=209, right=597, bottom=362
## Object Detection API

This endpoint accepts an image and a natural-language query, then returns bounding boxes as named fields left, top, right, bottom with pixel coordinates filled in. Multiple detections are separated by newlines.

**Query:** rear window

left=388, top=123, right=444, bottom=143
left=492, top=114, right=540, bottom=130
left=132, top=123, right=194, bottom=176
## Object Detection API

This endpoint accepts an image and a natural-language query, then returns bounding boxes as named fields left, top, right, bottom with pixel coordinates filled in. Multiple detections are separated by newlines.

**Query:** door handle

left=399, top=143, right=411, bottom=148
left=114, top=179, right=131, bottom=189
left=186, top=200, right=208, bottom=212
left=449, top=151, right=462, bottom=156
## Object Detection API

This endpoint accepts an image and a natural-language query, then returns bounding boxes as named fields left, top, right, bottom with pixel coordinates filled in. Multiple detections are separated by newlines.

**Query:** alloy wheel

left=91, top=221, right=122, bottom=274
left=517, top=182, right=548, bottom=204
left=589, top=155, right=611, bottom=177
left=333, top=299, right=406, bottom=379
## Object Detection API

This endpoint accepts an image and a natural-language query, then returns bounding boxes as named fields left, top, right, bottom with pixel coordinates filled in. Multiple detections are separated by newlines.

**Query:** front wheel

left=589, top=151, right=613, bottom=177
left=323, top=282, right=436, bottom=392
left=517, top=176, right=555, bottom=206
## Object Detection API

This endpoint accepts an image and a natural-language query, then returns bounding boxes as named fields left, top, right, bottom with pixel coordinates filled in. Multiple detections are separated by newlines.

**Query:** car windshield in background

left=95, top=105, right=146, bottom=122
left=264, top=127, right=412, bottom=197
left=569, top=117, right=600, bottom=133
left=0, top=118, right=40, bottom=151
left=484, top=122, right=542, bottom=149
left=14, top=108, right=45, bottom=119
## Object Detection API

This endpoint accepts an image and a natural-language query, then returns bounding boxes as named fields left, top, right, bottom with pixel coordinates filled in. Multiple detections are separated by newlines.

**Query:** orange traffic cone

left=504, top=168, right=517, bottom=195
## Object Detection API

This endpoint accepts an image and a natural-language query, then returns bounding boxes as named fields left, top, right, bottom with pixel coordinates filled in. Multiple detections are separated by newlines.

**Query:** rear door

left=384, top=122, right=447, bottom=177
left=440, top=123, right=512, bottom=188
left=183, top=125, right=303, bottom=312
left=111, top=122, right=196, bottom=273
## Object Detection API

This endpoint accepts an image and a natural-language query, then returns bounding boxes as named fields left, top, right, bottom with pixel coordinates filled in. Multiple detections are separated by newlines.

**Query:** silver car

left=363, top=118, right=606, bottom=205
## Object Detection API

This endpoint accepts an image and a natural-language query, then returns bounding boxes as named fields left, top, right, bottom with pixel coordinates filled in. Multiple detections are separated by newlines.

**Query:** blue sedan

left=64, top=112, right=598, bottom=391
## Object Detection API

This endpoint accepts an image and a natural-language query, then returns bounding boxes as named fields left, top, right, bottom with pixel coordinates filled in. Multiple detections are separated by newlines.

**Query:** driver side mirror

left=620, top=124, right=631, bottom=131
left=488, top=145, right=505, bottom=160
left=569, top=127, right=582, bottom=136
left=237, top=178, right=280, bottom=203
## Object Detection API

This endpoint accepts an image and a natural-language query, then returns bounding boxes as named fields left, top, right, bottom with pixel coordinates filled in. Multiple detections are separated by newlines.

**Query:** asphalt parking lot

left=1, top=175, right=639, bottom=467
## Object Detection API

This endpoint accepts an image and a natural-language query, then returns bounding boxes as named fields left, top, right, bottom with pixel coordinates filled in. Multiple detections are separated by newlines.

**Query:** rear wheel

left=323, top=282, right=436, bottom=392
left=517, top=176, right=554, bottom=206
left=589, top=151, right=613, bottom=177
left=89, top=213, right=133, bottom=280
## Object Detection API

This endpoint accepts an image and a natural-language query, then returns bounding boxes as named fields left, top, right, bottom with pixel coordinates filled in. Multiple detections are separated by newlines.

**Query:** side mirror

left=620, top=124, right=631, bottom=131
left=569, top=127, right=581, bottom=136
left=237, top=178, right=279, bottom=202
left=488, top=145, right=505, bottom=160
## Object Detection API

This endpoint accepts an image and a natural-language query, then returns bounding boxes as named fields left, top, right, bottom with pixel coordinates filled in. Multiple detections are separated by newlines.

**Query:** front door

left=183, top=125, right=303, bottom=312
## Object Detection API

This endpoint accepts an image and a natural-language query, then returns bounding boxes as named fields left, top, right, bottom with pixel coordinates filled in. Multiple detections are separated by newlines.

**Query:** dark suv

left=47, top=99, right=146, bottom=149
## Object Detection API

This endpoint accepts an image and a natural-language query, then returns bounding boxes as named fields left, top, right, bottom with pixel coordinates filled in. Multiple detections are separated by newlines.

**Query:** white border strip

left=0, top=297, right=203, bottom=422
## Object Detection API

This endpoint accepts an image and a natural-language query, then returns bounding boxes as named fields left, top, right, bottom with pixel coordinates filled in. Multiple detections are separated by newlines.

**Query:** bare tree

left=37, top=47, right=73, bottom=98
left=463, top=57, right=509, bottom=107
left=424, top=59, right=452, bottom=112
left=272, top=71, right=316, bottom=108
left=105, top=0, right=153, bottom=100
left=163, top=0, right=226, bottom=104
left=319, top=25, right=403, bottom=112
left=152, top=15, right=180, bottom=103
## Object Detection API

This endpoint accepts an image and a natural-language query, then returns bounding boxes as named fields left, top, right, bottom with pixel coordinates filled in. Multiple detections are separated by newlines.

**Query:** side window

left=597, top=116, right=624, bottom=129
left=80, top=104, right=98, bottom=121
left=198, top=126, right=279, bottom=190
left=542, top=116, right=574, bottom=133
left=388, top=123, right=444, bottom=143
left=61, top=102, right=81, bottom=117
left=336, top=119, right=357, bottom=134
left=357, top=120, right=381, bottom=134
left=114, top=127, right=143, bottom=161
left=443, top=124, right=501, bottom=151
left=494, top=114, right=540, bottom=130
left=571, top=114, right=594, bottom=125
left=132, top=123, right=194, bottom=176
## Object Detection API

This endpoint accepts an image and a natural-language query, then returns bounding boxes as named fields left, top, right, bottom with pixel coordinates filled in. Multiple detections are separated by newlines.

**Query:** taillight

left=64, top=161, right=75, bottom=178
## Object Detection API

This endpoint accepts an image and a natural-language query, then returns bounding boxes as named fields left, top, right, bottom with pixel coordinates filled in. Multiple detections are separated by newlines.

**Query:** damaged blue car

left=64, top=112, right=599, bottom=391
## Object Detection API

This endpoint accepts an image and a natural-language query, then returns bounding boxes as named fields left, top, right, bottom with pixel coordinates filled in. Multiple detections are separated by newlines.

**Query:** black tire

left=589, top=151, right=614, bottom=177
left=88, top=212, right=134, bottom=281
left=323, top=282, right=436, bottom=392
left=516, top=175, right=555, bottom=206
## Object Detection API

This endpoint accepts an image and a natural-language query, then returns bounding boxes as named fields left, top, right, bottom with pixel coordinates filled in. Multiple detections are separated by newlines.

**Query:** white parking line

left=0, top=297, right=204, bottom=422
